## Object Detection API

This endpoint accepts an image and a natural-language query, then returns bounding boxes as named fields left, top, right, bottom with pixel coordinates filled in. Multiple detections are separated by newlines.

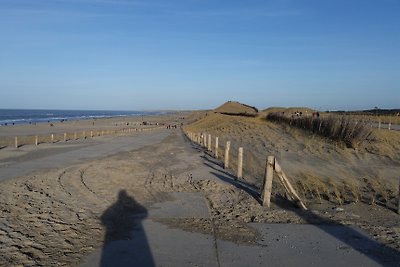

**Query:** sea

left=0, top=109, right=166, bottom=126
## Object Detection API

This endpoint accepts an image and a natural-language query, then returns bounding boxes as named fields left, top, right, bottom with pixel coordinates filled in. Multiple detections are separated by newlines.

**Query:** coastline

left=0, top=112, right=190, bottom=147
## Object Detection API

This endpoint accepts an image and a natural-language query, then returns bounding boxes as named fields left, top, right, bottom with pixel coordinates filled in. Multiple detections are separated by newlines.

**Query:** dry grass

left=332, top=114, right=400, bottom=125
left=292, top=172, right=399, bottom=210
left=266, top=113, right=372, bottom=148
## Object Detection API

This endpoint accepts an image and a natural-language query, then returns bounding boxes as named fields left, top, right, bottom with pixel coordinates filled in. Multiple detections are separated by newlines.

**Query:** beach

left=0, top=111, right=399, bottom=266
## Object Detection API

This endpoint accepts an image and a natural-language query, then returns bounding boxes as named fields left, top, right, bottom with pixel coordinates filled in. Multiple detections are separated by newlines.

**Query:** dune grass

left=266, top=113, right=372, bottom=148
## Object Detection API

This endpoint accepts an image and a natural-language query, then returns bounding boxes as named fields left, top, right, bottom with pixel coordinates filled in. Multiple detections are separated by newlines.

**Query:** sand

left=0, top=111, right=399, bottom=266
left=184, top=112, right=400, bottom=205
left=0, top=112, right=189, bottom=148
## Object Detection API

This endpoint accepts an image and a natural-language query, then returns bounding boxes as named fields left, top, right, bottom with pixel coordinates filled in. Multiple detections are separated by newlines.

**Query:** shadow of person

left=100, top=190, right=154, bottom=267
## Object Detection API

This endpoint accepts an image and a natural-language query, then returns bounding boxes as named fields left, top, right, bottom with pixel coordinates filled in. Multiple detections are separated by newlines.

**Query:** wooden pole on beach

left=35, top=136, right=38, bottom=146
left=389, top=122, right=392, bottom=131
left=64, top=133, right=67, bottom=142
left=51, top=134, right=54, bottom=143
left=274, top=160, right=307, bottom=210
left=15, top=137, right=18, bottom=148
left=378, top=120, right=381, bottom=129
left=74, top=132, right=77, bottom=140
left=102, top=130, right=104, bottom=136
left=90, top=131, right=93, bottom=138
left=261, top=156, right=275, bottom=207
left=215, top=137, right=219, bottom=159
left=224, top=141, right=230, bottom=169
left=208, top=134, right=212, bottom=151
left=203, top=134, right=207, bottom=148
left=237, top=147, right=243, bottom=179
left=83, top=131, right=86, bottom=139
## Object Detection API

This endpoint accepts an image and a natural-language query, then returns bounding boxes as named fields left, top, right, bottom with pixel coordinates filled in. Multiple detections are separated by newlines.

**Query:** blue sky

left=0, top=0, right=399, bottom=111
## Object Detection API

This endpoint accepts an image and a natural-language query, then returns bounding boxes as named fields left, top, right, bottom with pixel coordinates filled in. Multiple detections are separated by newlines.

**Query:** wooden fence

left=184, top=131, right=308, bottom=210
left=0, top=126, right=164, bottom=149
left=184, top=130, right=400, bottom=214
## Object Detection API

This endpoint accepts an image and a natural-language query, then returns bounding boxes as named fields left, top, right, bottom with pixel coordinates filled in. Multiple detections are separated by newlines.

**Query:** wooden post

left=101, top=130, right=104, bottom=136
left=74, top=132, right=77, bottom=140
left=274, top=160, right=307, bottom=210
left=83, top=131, right=86, bottom=139
left=90, top=131, right=93, bottom=138
left=208, top=134, right=212, bottom=151
left=215, top=137, right=219, bottom=159
left=237, top=147, right=243, bottom=179
left=378, top=120, right=381, bottom=129
left=15, top=137, right=18, bottom=148
left=35, top=136, right=38, bottom=146
left=224, top=141, right=230, bottom=169
left=262, top=156, right=275, bottom=207
left=51, top=134, right=54, bottom=143
left=203, top=134, right=207, bottom=148
left=388, top=122, right=391, bottom=131
left=64, top=133, right=67, bottom=142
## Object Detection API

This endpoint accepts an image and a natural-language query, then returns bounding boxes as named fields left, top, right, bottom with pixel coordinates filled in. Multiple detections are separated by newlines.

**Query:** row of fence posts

left=185, top=130, right=400, bottom=214
left=378, top=120, right=392, bottom=130
left=184, top=130, right=308, bottom=210
left=187, top=131, right=240, bottom=178
left=11, top=126, right=162, bottom=149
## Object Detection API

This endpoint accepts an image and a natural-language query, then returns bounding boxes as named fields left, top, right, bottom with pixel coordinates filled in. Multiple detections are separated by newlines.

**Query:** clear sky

left=0, top=0, right=399, bottom=111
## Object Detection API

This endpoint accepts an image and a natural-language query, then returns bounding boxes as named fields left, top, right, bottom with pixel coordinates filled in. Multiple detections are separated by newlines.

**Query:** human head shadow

left=100, top=190, right=154, bottom=267
left=208, top=167, right=400, bottom=266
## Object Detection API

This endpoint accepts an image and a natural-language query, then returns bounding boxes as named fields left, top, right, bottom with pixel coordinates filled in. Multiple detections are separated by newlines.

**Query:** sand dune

left=184, top=112, right=400, bottom=210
